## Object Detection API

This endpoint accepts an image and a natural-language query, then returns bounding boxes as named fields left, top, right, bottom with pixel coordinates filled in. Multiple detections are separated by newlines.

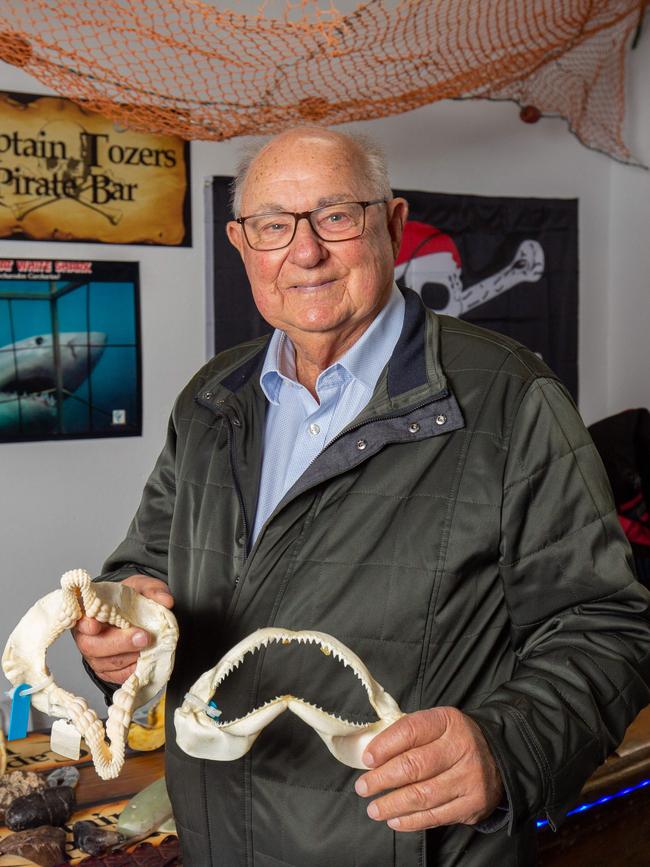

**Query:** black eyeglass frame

left=235, top=199, right=388, bottom=251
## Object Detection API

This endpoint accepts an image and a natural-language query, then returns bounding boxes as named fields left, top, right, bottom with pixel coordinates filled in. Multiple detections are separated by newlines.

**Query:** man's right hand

left=72, top=574, right=175, bottom=685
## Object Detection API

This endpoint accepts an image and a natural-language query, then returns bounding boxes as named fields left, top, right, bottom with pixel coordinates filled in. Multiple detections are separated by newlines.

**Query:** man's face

left=227, top=133, right=408, bottom=356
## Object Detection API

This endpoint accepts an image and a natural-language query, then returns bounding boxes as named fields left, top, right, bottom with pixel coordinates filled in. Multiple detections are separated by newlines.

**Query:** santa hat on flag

left=396, top=221, right=461, bottom=268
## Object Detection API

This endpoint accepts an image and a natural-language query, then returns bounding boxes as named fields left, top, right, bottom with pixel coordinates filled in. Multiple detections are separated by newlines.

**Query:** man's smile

left=286, top=279, right=337, bottom=292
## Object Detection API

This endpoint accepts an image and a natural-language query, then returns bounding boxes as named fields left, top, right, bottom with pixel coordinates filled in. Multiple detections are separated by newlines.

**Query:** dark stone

left=5, top=784, right=75, bottom=830
left=73, top=819, right=124, bottom=855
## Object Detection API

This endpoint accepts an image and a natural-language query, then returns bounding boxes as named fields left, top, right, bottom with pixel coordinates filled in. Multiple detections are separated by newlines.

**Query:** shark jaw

left=2, top=569, right=179, bottom=780
left=174, top=627, right=404, bottom=769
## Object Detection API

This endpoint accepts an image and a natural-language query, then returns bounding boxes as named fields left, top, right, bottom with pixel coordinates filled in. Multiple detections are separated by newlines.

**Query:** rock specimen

left=68, top=834, right=181, bottom=865
left=5, top=783, right=74, bottom=830
left=0, top=825, right=66, bottom=867
left=117, top=777, right=173, bottom=840
left=47, top=764, right=80, bottom=789
left=0, top=770, right=47, bottom=822
left=74, top=819, right=124, bottom=855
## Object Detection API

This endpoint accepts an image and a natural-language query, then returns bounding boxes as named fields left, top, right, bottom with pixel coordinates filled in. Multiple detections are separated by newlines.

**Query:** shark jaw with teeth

left=175, top=627, right=404, bottom=769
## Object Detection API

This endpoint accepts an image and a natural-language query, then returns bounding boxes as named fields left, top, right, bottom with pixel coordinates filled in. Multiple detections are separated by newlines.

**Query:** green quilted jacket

left=101, top=289, right=650, bottom=866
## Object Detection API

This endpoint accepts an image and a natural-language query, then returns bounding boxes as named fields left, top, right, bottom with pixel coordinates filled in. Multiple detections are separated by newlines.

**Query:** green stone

left=158, top=817, right=177, bottom=834
left=116, top=777, right=173, bottom=838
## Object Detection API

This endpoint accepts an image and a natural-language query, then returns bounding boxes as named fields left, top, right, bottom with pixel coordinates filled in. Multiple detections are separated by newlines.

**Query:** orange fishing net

left=0, top=0, right=645, bottom=162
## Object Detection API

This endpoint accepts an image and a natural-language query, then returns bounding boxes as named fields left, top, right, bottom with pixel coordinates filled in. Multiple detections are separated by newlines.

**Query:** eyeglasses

left=236, top=199, right=387, bottom=251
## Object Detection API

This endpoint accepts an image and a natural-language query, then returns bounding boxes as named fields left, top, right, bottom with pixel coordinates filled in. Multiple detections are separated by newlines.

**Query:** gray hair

left=230, top=127, right=393, bottom=218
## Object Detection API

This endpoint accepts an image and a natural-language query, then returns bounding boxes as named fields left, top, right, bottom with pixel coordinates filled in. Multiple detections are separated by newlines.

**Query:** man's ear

left=226, top=220, right=244, bottom=255
left=386, top=198, right=409, bottom=260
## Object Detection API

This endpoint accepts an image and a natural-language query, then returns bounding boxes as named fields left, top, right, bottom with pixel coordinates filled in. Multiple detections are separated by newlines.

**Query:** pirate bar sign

left=0, top=91, right=191, bottom=245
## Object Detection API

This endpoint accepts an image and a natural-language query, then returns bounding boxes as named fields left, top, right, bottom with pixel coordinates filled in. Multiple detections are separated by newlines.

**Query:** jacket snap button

left=204, top=392, right=213, bottom=399
left=232, top=416, right=242, bottom=427
left=356, top=439, right=367, bottom=450
left=408, top=422, right=420, bottom=434
left=435, top=414, right=447, bottom=426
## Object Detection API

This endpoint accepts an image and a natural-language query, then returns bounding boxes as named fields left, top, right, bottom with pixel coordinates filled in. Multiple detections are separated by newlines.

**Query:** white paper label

left=50, top=719, right=81, bottom=760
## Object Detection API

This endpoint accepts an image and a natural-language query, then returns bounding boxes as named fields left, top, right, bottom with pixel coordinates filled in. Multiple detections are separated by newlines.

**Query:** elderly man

left=75, top=127, right=650, bottom=866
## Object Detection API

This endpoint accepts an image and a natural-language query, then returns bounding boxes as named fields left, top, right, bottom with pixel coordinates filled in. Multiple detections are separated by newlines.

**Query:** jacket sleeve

left=469, top=376, right=650, bottom=834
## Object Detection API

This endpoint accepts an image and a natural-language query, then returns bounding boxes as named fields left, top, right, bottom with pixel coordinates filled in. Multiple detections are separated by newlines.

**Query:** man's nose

left=287, top=216, right=327, bottom=267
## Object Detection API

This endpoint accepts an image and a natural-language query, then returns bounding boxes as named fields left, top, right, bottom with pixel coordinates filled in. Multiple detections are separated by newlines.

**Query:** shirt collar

left=260, top=283, right=405, bottom=404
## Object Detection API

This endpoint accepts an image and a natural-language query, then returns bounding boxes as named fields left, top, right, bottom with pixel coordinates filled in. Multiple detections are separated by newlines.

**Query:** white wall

left=0, top=37, right=648, bottom=709
left=608, top=41, right=650, bottom=416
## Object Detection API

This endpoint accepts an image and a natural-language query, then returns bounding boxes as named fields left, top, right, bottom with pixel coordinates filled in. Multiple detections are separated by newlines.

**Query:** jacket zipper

left=211, top=406, right=250, bottom=572
left=241, top=388, right=451, bottom=571
left=211, top=388, right=450, bottom=603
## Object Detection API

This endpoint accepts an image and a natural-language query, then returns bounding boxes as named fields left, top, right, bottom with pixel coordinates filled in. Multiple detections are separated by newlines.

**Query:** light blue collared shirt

left=252, top=284, right=405, bottom=542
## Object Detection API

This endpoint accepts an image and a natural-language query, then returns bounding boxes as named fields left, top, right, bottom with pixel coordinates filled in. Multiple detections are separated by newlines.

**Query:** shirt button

left=309, top=423, right=321, bottom=436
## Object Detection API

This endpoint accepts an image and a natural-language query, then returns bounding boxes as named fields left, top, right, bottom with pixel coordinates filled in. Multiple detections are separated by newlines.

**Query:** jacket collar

left=197, top=288, right=447, bottom=410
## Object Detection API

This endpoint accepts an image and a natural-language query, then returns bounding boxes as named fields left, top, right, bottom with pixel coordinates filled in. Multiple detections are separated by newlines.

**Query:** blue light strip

left=536, top=777, right=650, bottom=829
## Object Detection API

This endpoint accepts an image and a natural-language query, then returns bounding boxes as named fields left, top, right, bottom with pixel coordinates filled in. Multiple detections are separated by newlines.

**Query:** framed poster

left=207, top=178, right=578, bottom=399
left=0, top=92, right=191, bottom=245
left=0, top=258, right=142, bottom=442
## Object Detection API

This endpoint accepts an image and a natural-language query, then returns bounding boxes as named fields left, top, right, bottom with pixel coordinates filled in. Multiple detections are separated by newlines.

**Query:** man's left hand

left=354, top=707, right=504, bottom=831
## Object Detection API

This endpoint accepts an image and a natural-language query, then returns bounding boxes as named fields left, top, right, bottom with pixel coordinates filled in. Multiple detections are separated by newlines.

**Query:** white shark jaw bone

left=2, top=569, right=178, bottom=780
left=174, top=628, right=404, bottom=769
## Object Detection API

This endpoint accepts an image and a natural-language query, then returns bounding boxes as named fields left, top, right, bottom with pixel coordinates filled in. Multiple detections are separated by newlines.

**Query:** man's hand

left=72, top=575, right=174, bottom=685
left=354, top=707, right=504, bottom=831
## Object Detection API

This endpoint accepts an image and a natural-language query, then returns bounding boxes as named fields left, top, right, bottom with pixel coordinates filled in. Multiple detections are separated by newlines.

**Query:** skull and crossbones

left=395, top=221, right=545, bottom=317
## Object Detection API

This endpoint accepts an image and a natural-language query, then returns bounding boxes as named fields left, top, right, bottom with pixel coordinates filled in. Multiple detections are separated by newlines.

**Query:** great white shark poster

left=0, top=258, right=141, bottom=442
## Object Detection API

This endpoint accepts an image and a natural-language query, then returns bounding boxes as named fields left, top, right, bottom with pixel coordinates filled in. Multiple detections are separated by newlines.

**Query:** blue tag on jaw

left=207, top=700, right=222, bottom=719
left=8, top=683, right=31, bottom=740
